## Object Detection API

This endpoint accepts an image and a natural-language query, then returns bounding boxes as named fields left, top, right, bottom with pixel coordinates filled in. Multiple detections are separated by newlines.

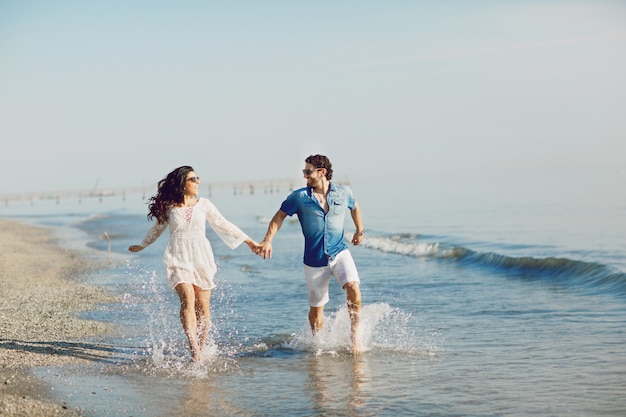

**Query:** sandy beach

left=0, top=219, right=117, bottom=416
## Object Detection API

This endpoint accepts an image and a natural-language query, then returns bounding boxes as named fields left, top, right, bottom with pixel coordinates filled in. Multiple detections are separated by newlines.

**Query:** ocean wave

left=361, top=235, right=626, bottom=297
left=359, top=235, right=448, bottom=257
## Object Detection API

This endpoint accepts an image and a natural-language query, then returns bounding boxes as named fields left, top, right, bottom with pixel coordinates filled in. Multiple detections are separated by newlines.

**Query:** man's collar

left=307, top=181, right=335, bottom=195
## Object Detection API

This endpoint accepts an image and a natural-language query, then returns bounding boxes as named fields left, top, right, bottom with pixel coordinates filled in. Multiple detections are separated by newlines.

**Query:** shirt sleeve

left=140, top=220, right=168, bottom=247
left=346, top=185, right=355, bottom=210
left=279, top=191, right=299, bottom=216
left=203, top=198, right=248, bottom=249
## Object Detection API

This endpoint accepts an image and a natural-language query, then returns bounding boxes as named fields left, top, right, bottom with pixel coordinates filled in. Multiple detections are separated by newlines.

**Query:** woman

left=129, top=165, right=259, bottom=362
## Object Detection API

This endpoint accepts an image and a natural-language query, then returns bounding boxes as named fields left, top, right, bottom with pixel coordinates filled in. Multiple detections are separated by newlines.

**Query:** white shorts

left=304, top=250, right=360, bottom=307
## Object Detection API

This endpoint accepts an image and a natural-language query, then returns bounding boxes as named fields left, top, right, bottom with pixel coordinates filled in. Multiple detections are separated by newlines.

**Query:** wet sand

left=0, top=219, right=117, bottom=416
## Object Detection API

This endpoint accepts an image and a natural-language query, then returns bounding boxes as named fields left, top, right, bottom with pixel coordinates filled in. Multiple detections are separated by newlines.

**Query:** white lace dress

left=140, top=197, right=248, bottom=290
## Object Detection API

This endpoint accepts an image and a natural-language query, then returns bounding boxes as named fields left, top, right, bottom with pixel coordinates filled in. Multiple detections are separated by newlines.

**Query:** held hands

left=250, top=240, right=272, bottom=259
left=244, top=236, right=272, bottom=259
left=245, top=238, right=261, bottom=254
left=246, top=238, right=270, bottom=259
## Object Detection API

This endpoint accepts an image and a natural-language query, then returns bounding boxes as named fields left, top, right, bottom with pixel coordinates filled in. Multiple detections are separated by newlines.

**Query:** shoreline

left=0, top=219, right=117, bottom=416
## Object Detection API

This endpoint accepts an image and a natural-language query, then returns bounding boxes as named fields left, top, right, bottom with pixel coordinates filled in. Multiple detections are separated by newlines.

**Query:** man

left=258, top=154, right=365, bottom=353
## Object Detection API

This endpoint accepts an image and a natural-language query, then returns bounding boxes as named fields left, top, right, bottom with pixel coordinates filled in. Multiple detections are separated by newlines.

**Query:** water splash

left=284, top=303, right=442, bottom=356
left=120, top=261, right=443, bottom=377
left=116, top=262, right=249, bottom=377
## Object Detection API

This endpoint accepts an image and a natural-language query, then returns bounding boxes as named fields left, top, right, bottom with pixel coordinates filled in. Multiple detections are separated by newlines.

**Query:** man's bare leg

left=309, top=306, right=324, bottom=334
left=344, top=282, right=362, bottom=354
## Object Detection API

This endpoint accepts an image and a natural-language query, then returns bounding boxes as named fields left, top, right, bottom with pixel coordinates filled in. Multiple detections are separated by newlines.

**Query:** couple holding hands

left=129, top=155, right=365, bottom=361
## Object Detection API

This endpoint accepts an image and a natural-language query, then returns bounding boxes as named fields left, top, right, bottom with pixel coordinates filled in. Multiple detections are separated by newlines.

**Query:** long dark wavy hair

left=305, top=154, right=333, bottom=180
left=147, top=165, right=195, bottom=224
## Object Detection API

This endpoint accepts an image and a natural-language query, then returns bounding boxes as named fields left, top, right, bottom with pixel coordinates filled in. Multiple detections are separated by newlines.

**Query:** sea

left=2, top=178, right=625, bottom=417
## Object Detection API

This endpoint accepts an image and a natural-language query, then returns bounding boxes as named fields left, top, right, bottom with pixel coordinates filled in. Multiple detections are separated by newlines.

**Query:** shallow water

left=4, top=183, right=625, bottom=416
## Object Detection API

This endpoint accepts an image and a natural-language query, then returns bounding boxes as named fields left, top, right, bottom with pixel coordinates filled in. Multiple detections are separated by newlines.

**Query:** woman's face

left=184, top=171, right=200, bottom=196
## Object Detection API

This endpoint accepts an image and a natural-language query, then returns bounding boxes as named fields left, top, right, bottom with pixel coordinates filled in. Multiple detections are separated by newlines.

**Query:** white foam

left=284, top=302, right=442, bottom=356
left=361, top=236, right=444, bottom=257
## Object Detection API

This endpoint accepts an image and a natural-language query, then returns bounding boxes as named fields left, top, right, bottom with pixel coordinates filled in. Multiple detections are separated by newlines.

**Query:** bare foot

left=191, top=348, right=202, bottom=362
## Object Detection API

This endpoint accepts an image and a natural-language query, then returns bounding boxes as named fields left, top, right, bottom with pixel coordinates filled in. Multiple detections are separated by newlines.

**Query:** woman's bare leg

left=194, top=287, right=212, bottom=350
left=175, top=283, right=201, bottom=362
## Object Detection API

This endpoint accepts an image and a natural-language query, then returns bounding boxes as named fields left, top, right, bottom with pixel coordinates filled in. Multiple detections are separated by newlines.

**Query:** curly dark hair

left=305, top=154, right=333, bottom=180
left=147, top=165, right=195, bottom=224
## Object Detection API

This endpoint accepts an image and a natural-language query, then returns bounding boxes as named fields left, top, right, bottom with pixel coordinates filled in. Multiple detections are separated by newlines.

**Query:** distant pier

left=1, top=177, right=350, bottom=207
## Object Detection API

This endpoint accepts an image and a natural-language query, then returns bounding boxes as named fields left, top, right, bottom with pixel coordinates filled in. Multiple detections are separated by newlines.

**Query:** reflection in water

left=307, top=354, right=375, bottom=417
left=163, top=375, right=253, bottom=417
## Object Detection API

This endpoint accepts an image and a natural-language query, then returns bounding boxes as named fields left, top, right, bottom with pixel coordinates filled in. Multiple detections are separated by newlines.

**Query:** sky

left=1, top=0, right=625, bottom=208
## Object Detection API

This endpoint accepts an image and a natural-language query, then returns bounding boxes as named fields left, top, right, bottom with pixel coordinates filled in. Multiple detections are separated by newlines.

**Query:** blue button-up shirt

left=280, top=182, right=355, bottom=267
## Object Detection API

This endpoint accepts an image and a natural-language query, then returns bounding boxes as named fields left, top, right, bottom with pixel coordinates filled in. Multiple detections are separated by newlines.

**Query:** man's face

left=303, top=163, right=325, bottom=187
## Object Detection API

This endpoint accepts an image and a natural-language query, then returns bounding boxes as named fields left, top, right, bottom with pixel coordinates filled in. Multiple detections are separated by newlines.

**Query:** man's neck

left=313, top=180, right=330, bottom=195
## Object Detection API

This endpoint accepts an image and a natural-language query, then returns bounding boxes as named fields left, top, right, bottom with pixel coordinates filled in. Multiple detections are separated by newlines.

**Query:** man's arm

left=350, top=202, right=365, bottom=246
left=259, top=209, right=288, bottom=259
